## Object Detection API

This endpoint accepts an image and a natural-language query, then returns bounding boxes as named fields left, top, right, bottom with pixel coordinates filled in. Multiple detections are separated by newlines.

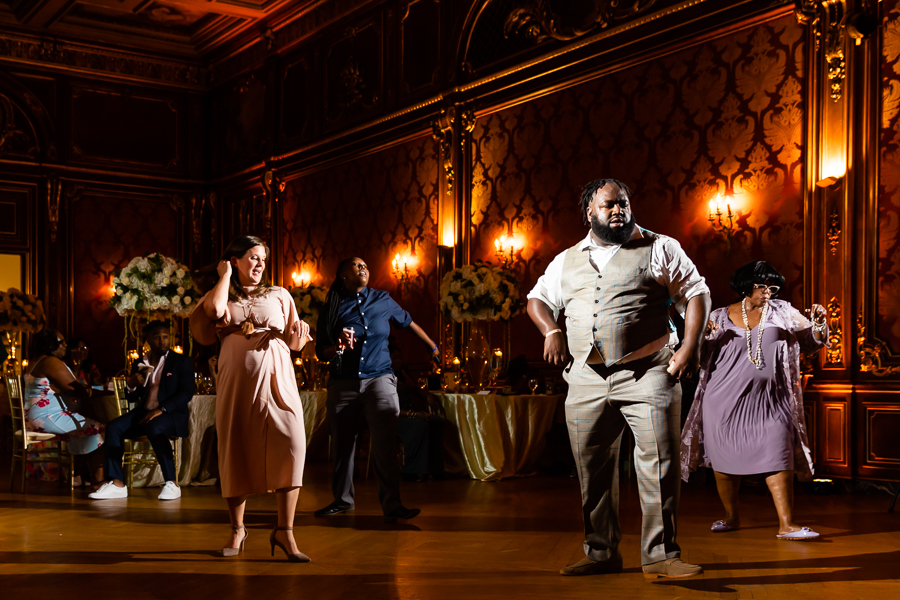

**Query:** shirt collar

left=340, top=286, right=369, bottom=300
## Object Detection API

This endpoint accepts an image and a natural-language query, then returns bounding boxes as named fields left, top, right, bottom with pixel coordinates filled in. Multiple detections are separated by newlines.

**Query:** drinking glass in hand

left=417, top=377, right=428, bottom=390
left=528, top=378, right=539, bottom=395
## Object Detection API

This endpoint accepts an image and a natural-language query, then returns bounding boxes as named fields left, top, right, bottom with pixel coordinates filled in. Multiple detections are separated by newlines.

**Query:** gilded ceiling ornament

left=504, top=0, right=658, bottom=44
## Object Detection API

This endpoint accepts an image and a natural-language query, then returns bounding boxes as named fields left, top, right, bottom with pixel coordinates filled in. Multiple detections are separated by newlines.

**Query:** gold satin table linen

left=437, top=392, right=565, bottom=481
left=132, top=391, right=328, bottom=487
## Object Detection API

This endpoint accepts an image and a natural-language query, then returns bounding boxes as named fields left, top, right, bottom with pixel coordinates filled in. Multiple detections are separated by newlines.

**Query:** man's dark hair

left=579, top=178, right=633, bottom=225
left=143, top=320, right=170, bottom=339
left=730, top=261, right=785, bottom=298
left=31, top=328, right=63, bottom=357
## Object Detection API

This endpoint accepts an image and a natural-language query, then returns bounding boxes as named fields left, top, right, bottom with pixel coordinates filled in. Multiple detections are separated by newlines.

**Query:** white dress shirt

left=528, top=229, right=710, bottom=363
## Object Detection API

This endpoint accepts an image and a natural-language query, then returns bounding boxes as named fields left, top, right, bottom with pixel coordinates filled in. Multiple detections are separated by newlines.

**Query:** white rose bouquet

left=288, top=284, right=329, bottom=328
left=439, top=261, right=524, bottom=322
left=110, top=253, right=198, bottom=318
left=0, top=288, right=46, bottom=333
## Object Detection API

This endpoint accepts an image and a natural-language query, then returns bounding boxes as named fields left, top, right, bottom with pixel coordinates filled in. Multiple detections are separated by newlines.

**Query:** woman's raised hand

left=705, top=319, right=719, bottom=336
left=291, top=318, right=312, bottom=341
left=217, top=260, right=232, bottom=279
left=807, top=303, right=827, bottom=323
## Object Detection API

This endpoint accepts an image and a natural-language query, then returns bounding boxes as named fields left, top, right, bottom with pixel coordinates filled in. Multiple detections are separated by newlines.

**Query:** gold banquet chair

left=6, top=375, right=75, bottom=493
left=112, top=376, right=179, bottom=488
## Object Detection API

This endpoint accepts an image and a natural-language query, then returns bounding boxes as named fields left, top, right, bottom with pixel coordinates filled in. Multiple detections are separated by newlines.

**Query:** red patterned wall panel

left=69, top=192, right=182, bottom=375
left=470, top=15, right=806, bottom=361
left=878, top=0, right=900, bottom=353
left=282, top=136, right=439, bottom=361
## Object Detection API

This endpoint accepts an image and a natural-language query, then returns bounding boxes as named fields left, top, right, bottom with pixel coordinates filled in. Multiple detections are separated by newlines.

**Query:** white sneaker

left=89, top=482, right=128, bottom=499
left=158, top=481, right=181, bottom=500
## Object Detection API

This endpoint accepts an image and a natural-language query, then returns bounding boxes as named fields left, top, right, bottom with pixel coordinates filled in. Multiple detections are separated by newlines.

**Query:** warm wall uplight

left=439, top=217, right=456, bottom=248
left=291, top=270, right=312, bottom=287
left=494, top=234, right=523, bottom=268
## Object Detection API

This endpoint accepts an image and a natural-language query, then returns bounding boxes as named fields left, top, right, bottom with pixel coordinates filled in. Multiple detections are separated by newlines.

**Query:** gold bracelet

left=544, top=328, right=563, bottom=338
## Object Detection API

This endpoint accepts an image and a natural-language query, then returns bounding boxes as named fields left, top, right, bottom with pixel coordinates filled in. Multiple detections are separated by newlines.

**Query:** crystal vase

left=465, top=321, right=491, bottom=391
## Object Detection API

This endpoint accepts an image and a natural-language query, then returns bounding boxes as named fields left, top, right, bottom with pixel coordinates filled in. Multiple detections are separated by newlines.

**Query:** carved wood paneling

left=470, top=14, right=806, bottom=360
left=0, top=184, right=31, bottom=248
left=279, top=55, right=312, bottom=147
left=877, top=0, right=900, bottom=357
left=399, top=0, right=441, bottom=96
left=324, top=15, right=384, bottom=127
left=813, top=393, right=850, bottom=475
left=68, top=187, right=184, bottom=374
left=69, top=84, right=182, bottom=171
left=282, top=135, right=439, bottom=361
left=214, top=74, right=267, bottom=173
left=864, top=403, right=900, bottom=464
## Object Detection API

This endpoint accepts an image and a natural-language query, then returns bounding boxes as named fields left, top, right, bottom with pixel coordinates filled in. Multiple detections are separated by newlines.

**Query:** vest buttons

left=594, top=299, right=599, bottom=303
left=596, top=287, right=601, bottom=290
left=593, top=314, right=597, bottom=317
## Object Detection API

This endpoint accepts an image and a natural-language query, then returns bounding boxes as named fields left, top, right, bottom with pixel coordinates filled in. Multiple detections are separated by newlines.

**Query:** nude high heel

left=221, top=525, right=248, bottom=557
left=270, top=526, right=310, bottom=563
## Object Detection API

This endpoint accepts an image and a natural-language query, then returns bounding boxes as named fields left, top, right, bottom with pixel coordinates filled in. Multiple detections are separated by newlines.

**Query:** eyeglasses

left=598, top=198, right=630, bottom=210
left=752, top=284, right=781, bottom=295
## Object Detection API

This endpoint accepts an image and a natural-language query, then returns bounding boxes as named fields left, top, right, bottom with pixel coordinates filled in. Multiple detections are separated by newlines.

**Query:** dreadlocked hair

left=579, top=178, right=633, bottom=225
left=322, top=258, right=354, bottom=371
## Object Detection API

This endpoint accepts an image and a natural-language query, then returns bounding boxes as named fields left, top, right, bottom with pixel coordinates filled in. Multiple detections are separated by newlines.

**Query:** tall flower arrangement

left=439, top=262, right=524, bottom=322
left=0, top=288, right=46, bottom=333
left=110, top=253, right=198, bottom=318
left=288, top=285, right=329, bottom=328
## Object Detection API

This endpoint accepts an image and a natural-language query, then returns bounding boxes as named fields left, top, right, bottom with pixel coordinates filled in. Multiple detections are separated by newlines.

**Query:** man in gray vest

left=527, top=178, right=710, bottom=578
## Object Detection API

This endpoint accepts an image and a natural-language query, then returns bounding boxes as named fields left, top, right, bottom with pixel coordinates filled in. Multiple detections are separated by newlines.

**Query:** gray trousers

left=564, top=347, right=682, bottom=565
left=327, top=374, right=402, bottom=515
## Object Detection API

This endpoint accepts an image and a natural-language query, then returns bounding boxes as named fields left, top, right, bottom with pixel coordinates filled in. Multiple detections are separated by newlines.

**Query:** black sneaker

left=384, top=506, right=421, bottom=523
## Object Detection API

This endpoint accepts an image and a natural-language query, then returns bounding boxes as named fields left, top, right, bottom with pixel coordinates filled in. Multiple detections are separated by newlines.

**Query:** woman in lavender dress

left=681, top=261, right=828, bottom=540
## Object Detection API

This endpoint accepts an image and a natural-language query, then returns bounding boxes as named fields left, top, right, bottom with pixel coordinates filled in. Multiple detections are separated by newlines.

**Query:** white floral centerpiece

left=0, top=288, right=46, bottom=333
left=110, top=253, right=198, bottom=318
left=439, top=261, right=524, bottom=322
left=288, top=285, right=328, bottom=328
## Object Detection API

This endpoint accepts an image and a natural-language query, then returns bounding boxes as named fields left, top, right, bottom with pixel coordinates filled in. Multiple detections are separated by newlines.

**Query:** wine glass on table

left=528, top=377, right=539, bottom=395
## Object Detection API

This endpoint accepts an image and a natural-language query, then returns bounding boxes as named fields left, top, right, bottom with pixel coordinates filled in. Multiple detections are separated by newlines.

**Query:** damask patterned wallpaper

left=471, top=14, right=806, bottom=360
left=70, top=194, right=180, bottom=374
left=879, top=0, right=900, bottom=353
left=282, top=136, right=440, bottom=360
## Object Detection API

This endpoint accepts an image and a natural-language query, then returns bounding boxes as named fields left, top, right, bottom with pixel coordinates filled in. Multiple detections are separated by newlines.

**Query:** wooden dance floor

left=2, top=462, right=899, bottom=600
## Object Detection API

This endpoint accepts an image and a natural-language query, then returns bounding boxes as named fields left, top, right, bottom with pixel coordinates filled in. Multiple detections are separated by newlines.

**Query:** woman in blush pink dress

left=194, top=235, right=311, bottom=562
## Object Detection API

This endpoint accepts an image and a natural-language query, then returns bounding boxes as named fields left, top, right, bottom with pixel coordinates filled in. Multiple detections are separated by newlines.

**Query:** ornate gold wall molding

left=794, top=0, right=878, bottom=101
left=827, top=208, right=840, bottom=254
left=432, top=107, right=456, bottom=193
left=503, top=0, right=659, bottom=44
left=46, top=174, right=60, bottom=243
left=826, top=296, right=843, bottom=365
left=0, top=32, right=205, bottom=90
left=858, top=310, right=900, bottom=376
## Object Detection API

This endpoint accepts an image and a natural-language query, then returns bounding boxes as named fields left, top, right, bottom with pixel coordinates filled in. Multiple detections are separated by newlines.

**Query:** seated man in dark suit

left=90, top=320, right=195, bottom=500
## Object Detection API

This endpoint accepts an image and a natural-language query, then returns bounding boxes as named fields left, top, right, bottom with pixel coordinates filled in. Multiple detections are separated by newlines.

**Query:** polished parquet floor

left=2, top=462, right=899, bottom=600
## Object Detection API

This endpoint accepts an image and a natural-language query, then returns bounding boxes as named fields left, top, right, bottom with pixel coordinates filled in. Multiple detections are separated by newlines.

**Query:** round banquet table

left=434, top=392, right=565, bottom=481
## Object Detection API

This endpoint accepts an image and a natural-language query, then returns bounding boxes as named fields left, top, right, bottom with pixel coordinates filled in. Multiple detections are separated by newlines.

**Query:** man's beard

left=591, top=214, right=635, bottom=245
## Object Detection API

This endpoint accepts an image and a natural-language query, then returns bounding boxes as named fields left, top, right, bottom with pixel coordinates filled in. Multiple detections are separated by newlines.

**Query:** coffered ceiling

left=0, top=0, right=314, bottom=59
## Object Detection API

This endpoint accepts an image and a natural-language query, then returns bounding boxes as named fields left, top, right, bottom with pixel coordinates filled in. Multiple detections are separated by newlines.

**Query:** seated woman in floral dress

left=24, top=328, right=105, bottom=485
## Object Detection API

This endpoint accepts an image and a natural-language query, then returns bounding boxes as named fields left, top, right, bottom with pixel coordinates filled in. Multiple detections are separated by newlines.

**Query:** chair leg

left=8, top=455, right=14, bottom=492
left=20, top=452, right=26, bottom=494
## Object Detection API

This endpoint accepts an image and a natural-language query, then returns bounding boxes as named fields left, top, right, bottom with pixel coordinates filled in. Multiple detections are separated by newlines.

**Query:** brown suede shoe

left=559, top=556, right=623, bottom=576
left=642, top=558, right=702, bottom=579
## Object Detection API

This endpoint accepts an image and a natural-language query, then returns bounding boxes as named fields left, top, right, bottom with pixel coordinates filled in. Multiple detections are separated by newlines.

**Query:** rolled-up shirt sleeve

left=654, top=237, right=709, bottom=316
left=526, top=250, right=567, bottom=320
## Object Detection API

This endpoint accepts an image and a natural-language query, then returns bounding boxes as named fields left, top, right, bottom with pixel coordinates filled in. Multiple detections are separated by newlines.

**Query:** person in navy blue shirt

left=314, top=256, right=440, bottom=523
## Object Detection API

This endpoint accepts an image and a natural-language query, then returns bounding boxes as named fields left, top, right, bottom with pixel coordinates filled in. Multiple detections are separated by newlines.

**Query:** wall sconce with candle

left=391, top=252, right=418, bottom=286
left=494, top=234, right=522, bottom=268
left=291, top=270, right=312, bottom=287
left=708, top=194, right=735, bottom=242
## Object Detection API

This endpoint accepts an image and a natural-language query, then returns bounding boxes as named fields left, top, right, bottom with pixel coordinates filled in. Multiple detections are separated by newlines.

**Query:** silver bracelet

left=812, top=319, right=827, bottom=334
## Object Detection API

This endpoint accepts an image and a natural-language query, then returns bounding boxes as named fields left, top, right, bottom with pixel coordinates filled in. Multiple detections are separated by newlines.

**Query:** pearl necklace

left=741, top=297, right=768, bottom=370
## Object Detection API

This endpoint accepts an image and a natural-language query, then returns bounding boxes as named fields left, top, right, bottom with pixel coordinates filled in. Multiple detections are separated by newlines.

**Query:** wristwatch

left=159, top=406, right=167, bottom=413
